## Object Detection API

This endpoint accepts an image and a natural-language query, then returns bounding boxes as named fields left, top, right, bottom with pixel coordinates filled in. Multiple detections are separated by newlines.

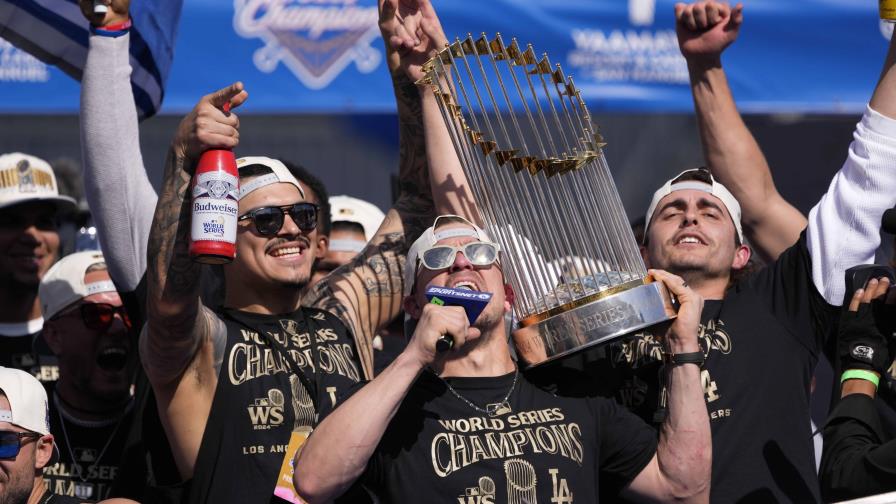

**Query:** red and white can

left=190, top=149, right=239, bottom=264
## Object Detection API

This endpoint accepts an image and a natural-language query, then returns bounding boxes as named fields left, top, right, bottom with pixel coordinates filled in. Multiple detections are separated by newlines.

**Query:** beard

left=0, top=451, right=37, bottom=504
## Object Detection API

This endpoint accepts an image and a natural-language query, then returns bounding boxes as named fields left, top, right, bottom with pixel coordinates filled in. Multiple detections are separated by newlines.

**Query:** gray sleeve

left=79, top=32, right=158, bottom=292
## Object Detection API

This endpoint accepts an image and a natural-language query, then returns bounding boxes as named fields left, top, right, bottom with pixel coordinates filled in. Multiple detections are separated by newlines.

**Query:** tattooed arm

left=140, top=83, right=246, bottom=480
left=302, top=0, right=437, bottom=379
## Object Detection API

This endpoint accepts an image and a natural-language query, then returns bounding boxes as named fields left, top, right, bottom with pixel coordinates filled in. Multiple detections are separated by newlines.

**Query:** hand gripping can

left=189, top=149, right=239, bottom=264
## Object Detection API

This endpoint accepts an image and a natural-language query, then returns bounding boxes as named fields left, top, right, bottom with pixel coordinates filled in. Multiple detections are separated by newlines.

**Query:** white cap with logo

left=39, top=250, right=116, bottom=321
left=329, top=195, right=386, bottom=252
left=643, top=168, right=744, bottom=244
left=0, top=366, right=59, bottom=463
left=0, top=153, right=76, bottom=212
left=236, top=156, right=305, bottom=200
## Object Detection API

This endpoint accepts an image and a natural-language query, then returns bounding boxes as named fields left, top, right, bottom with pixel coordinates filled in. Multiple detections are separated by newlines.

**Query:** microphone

left=425, top=286, right=493, bottom=352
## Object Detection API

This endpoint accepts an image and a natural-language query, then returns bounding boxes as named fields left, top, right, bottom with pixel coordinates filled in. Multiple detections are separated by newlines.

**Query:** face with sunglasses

left=43, top=269, right=135, bottom=404
left=406, top=222, right=511, bottom=332
left=0, top=396, right=55, bottom=503
left=231, top=180, right=326, bottom=291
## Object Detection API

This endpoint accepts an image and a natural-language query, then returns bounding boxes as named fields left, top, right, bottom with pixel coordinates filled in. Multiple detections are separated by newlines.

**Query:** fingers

left=205, top=82, right=247, bottom=111
left=649, top=269, right=688, bottom=297
left=676, top=1, right=731, bottom=31
left=849, top=288, right=865, bottom=313
left=730, top=3, right=744, bottom=26
left=419, top=16, right=447, bottom=49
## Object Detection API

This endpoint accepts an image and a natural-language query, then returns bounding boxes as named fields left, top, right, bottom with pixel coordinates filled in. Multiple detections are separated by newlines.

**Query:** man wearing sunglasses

left=295, top=215, right=711, bottom=503
left=141, top=1, right=437, bottom=500
left=36, top=251, right=141, bottom=501
left=0, top=366, right=136, bottom=504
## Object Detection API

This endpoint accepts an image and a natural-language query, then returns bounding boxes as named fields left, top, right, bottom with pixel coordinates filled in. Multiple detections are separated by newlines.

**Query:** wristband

left=662, top=350, right=704, bottom=366
left=840, top=369, right=880, bottom=388
left=90, top=18, right=132, bottom=38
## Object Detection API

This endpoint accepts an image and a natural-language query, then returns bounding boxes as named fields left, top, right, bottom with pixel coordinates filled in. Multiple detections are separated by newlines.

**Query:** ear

left=731, top=244, right=751, bottom=270
left=503, top=283, right=515, bottom=314
left=402, top=295, right=422, bottom=319
left=42, top=322, right=62, bottom=356
left=314, top=234, right=329, bottom=260
left=34, top=434, right=54, bottom=470
left=639, top=245, right=652, bottom=268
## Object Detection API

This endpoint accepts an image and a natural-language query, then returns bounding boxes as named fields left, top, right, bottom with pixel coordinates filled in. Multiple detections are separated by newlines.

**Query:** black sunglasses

left=238, top=203, right=318, bottom=237
left=0, top=431, right=41, bottom=459
left=55, top=303, right=131, bottom=332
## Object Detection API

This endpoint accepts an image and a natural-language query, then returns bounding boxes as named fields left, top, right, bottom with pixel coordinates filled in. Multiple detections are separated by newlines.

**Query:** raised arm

left=140, top=84, right=245, bottom=478
left=295, top=303, right=476, bottom=503
left=624, top=270, right=711, bottom=503
left=302, top=0, right=436, bottom=378
left=677, top=1, right=805, bottom=262
left=78, top=0, right=158, bottom=291
left=807, top=25, right=896, bottom=305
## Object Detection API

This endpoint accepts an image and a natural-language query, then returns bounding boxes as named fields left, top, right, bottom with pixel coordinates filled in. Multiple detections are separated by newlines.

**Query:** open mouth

left=450, top=280, right=481, bottom=291
left=96, top=347, right=128, bottom=372
left=267, top=239, right=310, bottom=260
left=675, top=235, right=706, bottom=246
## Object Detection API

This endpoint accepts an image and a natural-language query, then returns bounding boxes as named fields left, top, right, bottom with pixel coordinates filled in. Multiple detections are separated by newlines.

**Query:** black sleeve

left=820, top=394, right=896, bottom=501
left=742, top=231, right=839, bottom=356
left=593, top=396, right=658, bottom=494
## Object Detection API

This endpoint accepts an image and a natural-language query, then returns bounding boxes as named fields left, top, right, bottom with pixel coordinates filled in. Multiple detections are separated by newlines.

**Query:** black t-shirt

left=189, top=306, right=363, bottom=504
left=0, top=326, right=59, bottom=384
left=43, top=389, right=135, bottom=501
left=343, top=370, right=656, bottom=503
left=532, top=233, right=838, bottom=503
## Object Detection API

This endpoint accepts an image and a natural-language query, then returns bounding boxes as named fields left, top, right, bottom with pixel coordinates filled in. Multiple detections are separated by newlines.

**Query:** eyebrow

left=658, top=197, right=724, bottom=215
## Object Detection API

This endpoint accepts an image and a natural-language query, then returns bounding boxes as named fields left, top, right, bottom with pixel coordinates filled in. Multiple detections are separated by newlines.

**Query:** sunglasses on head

left=55, top=303, right=131, bottom=332
left=0, top=431, right=41, bottom=459
left=238, top=203, right=318, bottom=237
left=419, top=241, right=501, bottom=271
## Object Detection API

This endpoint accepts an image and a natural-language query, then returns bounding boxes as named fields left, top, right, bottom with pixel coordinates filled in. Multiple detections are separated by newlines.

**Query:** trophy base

left=512, top=280, right=676, bottom=368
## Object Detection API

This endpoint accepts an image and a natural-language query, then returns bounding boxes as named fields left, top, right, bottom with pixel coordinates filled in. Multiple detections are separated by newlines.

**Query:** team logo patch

left=233, top=0, right=382, bottom=89
left=852, top=344, right=874, bottom=363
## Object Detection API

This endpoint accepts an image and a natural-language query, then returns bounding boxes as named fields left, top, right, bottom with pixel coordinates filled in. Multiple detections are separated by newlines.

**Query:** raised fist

left=79, top=0, right=129, bottom=28
left=675, top=1, right=743, bottom=63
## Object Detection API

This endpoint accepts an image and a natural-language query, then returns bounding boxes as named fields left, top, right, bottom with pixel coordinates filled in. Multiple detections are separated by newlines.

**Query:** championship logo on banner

left=233, top=0, right=382, bottom=89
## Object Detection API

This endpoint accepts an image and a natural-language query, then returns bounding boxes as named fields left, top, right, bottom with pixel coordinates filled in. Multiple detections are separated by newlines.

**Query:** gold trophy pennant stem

left=480, top=140, right=497, bottom=156
left=494, top=149, right=518, bottom=166
left=475, top=34, right=490, bottom=54
left=508, top=156, right=538, bottom=174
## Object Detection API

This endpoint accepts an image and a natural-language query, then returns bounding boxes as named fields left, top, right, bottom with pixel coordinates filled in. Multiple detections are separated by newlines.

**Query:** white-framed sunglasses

left=418, top=241, right=502, bottom=271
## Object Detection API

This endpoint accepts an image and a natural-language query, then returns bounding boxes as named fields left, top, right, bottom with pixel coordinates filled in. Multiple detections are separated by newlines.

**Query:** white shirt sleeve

left=80, top=33, right=158, bottom=292
left=807, top=105, right=896, bottom=306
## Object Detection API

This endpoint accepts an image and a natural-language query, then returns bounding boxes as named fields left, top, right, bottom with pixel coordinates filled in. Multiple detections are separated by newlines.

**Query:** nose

left=279, top=211, right=301, bottom=236
left=448, top=250, right=474, bottom=273
left=680, top=206, right=699, bottom=228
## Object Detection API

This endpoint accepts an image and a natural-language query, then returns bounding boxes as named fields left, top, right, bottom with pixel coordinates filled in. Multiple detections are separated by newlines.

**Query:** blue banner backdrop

left=0, top=0, right=891, bottom=114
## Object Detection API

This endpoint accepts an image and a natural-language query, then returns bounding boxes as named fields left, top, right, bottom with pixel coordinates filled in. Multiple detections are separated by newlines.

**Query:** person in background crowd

left=311, top=195, right=385, bottom=284
left=821, top=276, right=896, bottom=500
left=0, top=153, right=76, bottom=385
left=311, top=195, right=405, bottom=373
left=38, top=251, right=143, bottom=501
left=0, top=366, right=136, bottom=504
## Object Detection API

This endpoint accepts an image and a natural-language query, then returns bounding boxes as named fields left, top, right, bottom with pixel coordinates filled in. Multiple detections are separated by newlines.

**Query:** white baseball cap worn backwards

left=643, top=167, right=744, bottom=244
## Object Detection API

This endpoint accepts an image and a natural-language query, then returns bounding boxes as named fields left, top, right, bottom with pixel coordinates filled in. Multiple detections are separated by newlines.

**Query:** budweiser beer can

left=882, top=0, right=896, bottom=22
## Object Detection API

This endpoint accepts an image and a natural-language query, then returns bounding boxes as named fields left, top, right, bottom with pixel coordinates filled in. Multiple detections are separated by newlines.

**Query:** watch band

left=663, top=350, right=704, bottom=366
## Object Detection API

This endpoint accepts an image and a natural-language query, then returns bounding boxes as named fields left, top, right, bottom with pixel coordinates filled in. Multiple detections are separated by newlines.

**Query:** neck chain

left=53, top=391, right=129, bottom=485
left=438, top=368, right=519, bottom=417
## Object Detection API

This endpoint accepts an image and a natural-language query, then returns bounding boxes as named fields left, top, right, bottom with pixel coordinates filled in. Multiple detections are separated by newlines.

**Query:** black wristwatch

left=663, top=350, right=705, bottom=366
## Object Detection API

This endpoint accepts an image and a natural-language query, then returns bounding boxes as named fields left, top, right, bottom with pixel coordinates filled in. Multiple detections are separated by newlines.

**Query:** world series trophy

left=419, top=33, right=676, bottom=367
